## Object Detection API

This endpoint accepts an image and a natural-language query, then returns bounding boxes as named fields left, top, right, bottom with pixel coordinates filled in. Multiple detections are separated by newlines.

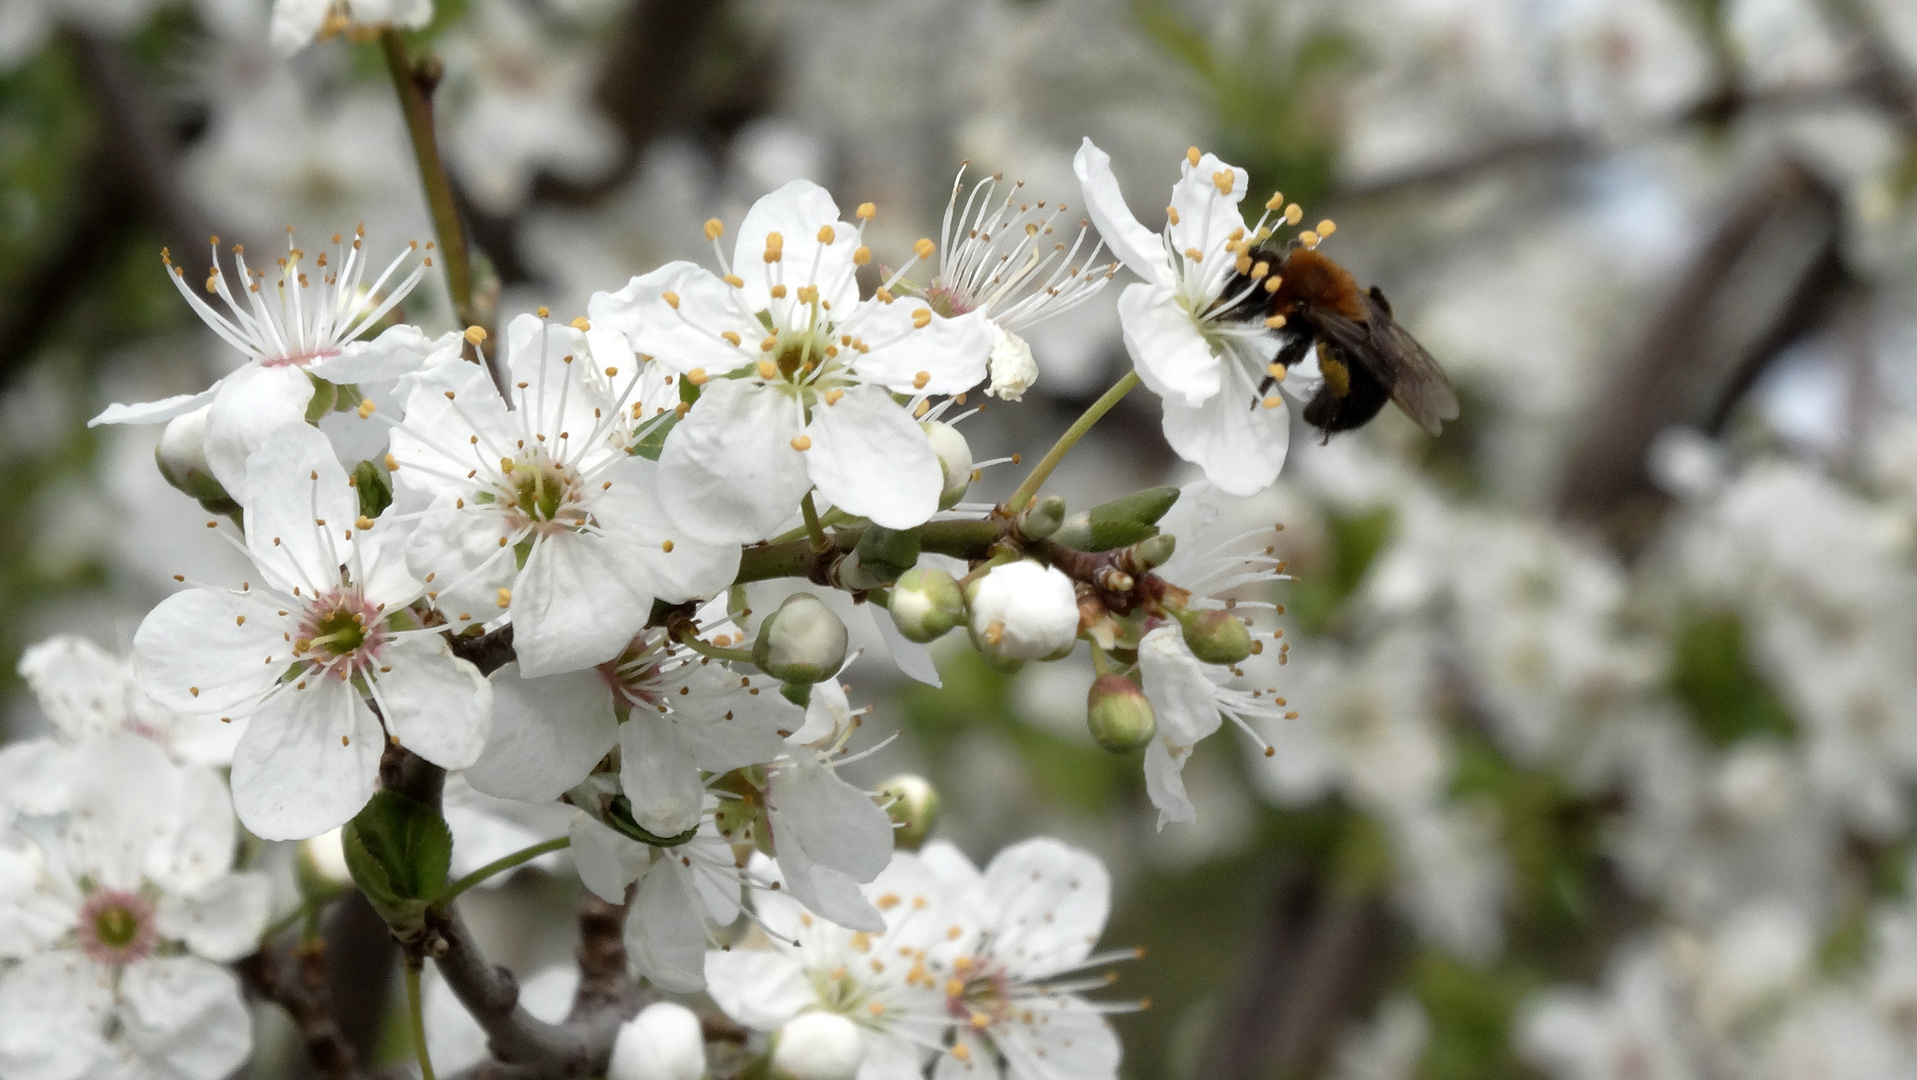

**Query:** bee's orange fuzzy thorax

left=1275, top=247, right=1366, bottom=321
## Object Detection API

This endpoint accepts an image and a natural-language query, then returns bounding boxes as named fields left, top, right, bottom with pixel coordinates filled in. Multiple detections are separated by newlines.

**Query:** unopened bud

left=296, top=827, right=355, bottom=901
left=878, top=774, right=940, bottom=849
left=1017, top=495, right=1066, bottom=541
left=968, top=560, right=1080, bottom=662
left=1130, top=533, right=1177, bottom=571
left=754, top=593, right=848, bottom=685
left=609, top=1002, right=706, bottom=1080
left=156, top=406, right=238, bottom=512
left=1086, top=674, right=1157, bottom=753
left=922, top=421, right=972, bottom=510
left=840, top=526, right=922, bottom=591
left=771, top=1012, right=866, bottom=1080
left=887, top=566, right=964, bottom=642
left=1177, top=608, right=1254, bottom=665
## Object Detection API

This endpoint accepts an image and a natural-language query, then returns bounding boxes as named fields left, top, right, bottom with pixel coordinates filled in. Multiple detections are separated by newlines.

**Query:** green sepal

left=331, top=383, right=366, bottom=411
left=780, top=682, right=812, bottom=709
left=631, top=412, right=680, bottom=461
left=340, top=790, right=453, bottom=933
left=607, top=796, right=700, bottom=847
left=304, top=376, right=339, bottom=423
left=1054, top=486, right=1181, bottom=551
left=840, top=525, right=922, bottom=589
left=351, top=460, right=394, bottom=519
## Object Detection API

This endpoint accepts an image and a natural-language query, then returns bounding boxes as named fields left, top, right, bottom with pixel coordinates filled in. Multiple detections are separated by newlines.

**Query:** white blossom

left=608, top=1002, right=707, bottom=1080
left=968, top=560, right=1079, bottom=662
left=133, top=423, right=490, bottom=840
left=270, top=0, right=432, bottom=55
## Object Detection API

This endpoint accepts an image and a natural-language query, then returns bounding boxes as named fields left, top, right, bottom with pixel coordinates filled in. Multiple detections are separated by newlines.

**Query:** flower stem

left=674, top=625, right=757, bottom=664
left=433, top=836, right=571, bottom=908
left=378, top=31, right=474, bottom=330
left=404, top=959, right=436, bottom=1080
left=800, top=491, right=830, bottom=553
left=1004, top=371, right=1141, bottom=512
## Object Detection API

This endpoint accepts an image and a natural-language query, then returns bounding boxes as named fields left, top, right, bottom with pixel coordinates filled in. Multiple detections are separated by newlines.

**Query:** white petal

left=64, top=735, right=183, bottom=892
left=118, top=957, right=252, bottom=1080
left=625, top=858, right=707, bottom=992
left=848, top=305, right=991, bottom=395
left=146, top=764, right=239, bottom=894
left=16, top=637, right=129, bottom=741
left=981, top=838, right=1111, bottom=977
left=514, top=531, right=654, bottom=678
left=268, top=0, right=327, bottom=51
left=155, top=872, right=273, bottom=963
left=1116, top=283, right=1220, bottom=408
left=241, top=422, right=362, bottom=594
left=372, top=636, right=492, bottom=769
left=466, top=664, right=616, bottom=802
left=619, top=713, right=704, bottom=839
left=390, top=361, right=511, bottom=502
left=702, top=950, right=811, bottom=1030
left=1157, top=371, right=1289, bottom=497
left=997, top=995, right=1120, bottom=1080
left=88, top=386, right=220, bottom=428
left=0, top=741, right=76, bottom=818
left=767, top=760, right=893, bottom=927
left=307, top=323, right=441, bottom=383
left=931, top=1034, right=1001, bottom=1080
left=805, top=384, right=942, bottom=530
left=501, top=315, right=616, bottom=444
left=687, top=690, right=791, bottom=775
left=1138, top=627, right=1223, bottom=746
left=0, top=838, right=77, bottom=959
left=1142, top=737, right=1197, bottom=829
left=1167, top=152, right=1250, bottom=259
left=443, top=774, right=573, bottom=881
left=406, top=494, right=519, bottom=620
left=230, top=678, right=384, bottom=840
left=0, top=953, right=112, bottom=1080
left=1073, top=138, right=1171, bottom=286
left=658, top=379, right=809, bottom=543
left=568, top=812, right=646, bottom=904
left=733, top=180, right=860, bottom=315
left=203, top=364, right=318, bottom=497
left=589, top=263, right=755, bottom=376
left=591, top=456, right=742, bottom=602
left=868, top=606, right=940, bottom=687
left=133, top=588, right=288, bottom=717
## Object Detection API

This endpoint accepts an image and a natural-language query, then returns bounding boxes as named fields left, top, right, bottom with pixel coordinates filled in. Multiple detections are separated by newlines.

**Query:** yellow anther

left=662, top=291, right=681, bottom=309
left=703, top=218, right=724, bottom=240
left=1317, top=218, right=1337, bottom=236
left=1266, top=191, right=1284, bottom=211
left=853, top=245, right=872, bottom=266
left=945, top=979, right=965, bottom=997
left=770, top=284, right=788, bottom=299
left=570, top=317, right=590, bottom=331
left=1186, top=146, right=1201, bottom=166
left=760, top=335, right=779, bottom=353
left=791, top=435, right=812, bottom=451
left=825, top=388, right=844, bottom=405
left=1184, top=247, right=1204, bottom=262
left=868, top=1002, right=886, bottom=1016
left=1251, top=260, right=1270, bottom=279
left=1166, top=206, right=1180, bottom=225
left=797, top=285, right=819, bottom=304
left=1212, top=169, right=1235, bottom=194
left=464, top=326, right=488, bottom=344
left=721, top=331, right=742, bottom=346
left=1264, top=275, right=1283, bottom=294
left=536, top=306, right=550, bottom=318
left=758, top=359, right=779, bottom=379
left=913, top=399, right=930, bottom=418
left=497, top=588, right=512, bottom=608
left=970, top=1013, right=990, bottom=1030
left=912, top=308, right=932, bottom=329
left=914, top=238, right=935, bottom=260
left=500, top=457, right=517, bottom=474
left=357, top=398, right=376, bottom=419
left=1235, top=253, right=1252, bottom=274
left=856, top=202, right=876, bottom=221
left=355, top=516, right=374, bottom=530
left=384, top=453, right=398, bottom=471
left=1262, top=396, right=1282, bottom=409
left=661, top=540, right=674, bottom=553
left=951, top=1045, right=971, bottom=1062
left=875, top=287, right=895, bottom=304
left=723, top=274, right=744, bottom=288
left=1284, top=203, right=1303, bottom=225
left=687, top=368, right=709, bottom=385
left=1264, top=314, right=1287, bottom=329
left=817, top=225, right=836, bottom=244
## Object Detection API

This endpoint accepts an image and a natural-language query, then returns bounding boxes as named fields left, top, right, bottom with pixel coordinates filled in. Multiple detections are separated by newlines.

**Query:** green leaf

left=1669, top=607, right=1797, bottom=747
left=341, top=790, right=453, bottom=932
left=1055, top=486, right=1182, bottom=551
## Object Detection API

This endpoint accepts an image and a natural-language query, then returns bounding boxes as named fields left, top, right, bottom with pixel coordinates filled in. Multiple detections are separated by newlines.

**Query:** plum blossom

left=587, top=179, right=993, bottom=542
left=2, top=636, right=241, bottom=821
left=270, top=0, right=432, bottom=55
left=132, top=423, right=490, bottom=840
left=388, top=313, right=739, bottom=677
left=91, top=229, right=452, bottom=495
left=0, top=735, right=270, bottom=1080
left=1073, top=138, right=1308, bottom=496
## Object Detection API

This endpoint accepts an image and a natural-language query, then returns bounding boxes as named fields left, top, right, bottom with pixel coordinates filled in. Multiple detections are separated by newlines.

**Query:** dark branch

left=239, top=942, right=369, bottom=1080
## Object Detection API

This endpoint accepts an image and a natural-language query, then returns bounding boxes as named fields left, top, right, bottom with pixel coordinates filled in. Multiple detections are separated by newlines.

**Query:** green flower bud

left=1053, top=486, right=1181, bottom=551
left=156, top=406, right=239, bottom=513
left=1178, top=608, right=1255, bottom=665
left=878, top=774, right=940, bottom=849
left=1017, top=495, right=1066, bottom=541
left=887, top=566, right=964, bottom=643
left=923, top=420, right=973, bottom=510
left=1130, top=533, right=1177, bottom=572
left=753, top=593, right=848, bottom=685
left=840, top=526, right=922, bottom=591
left=1086, top=674, right=1157, bottom=752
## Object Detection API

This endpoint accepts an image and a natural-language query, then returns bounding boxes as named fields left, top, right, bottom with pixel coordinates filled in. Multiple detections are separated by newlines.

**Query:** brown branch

left=570, top=890, right=644, bottom=1020
left=239, top=942, right=368, bottom=1080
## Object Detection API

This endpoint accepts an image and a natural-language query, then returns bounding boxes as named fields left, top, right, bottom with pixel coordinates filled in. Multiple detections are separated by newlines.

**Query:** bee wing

left=1364, top=295, right=1459, bottom=436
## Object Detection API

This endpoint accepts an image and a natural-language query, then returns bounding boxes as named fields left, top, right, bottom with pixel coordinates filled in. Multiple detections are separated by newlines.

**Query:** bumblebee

left=1228, top=242, right=1459, bottom=438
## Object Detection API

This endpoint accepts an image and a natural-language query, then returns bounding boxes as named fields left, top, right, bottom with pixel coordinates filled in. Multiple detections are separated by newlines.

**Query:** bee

left=1228, top=242, right=1459, bottom=439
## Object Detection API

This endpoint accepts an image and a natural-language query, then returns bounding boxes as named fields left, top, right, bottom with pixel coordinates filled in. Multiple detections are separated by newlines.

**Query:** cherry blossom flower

left=587, top=179, right=993, bottom=542
left=133, top=423, right=490, bottom=840
left=388, top=313, right=739, bottom=677
left=0, top=735, right=269, bottom=1080
left=270, top=0, right=432, bottom=55
left=91, top=229, right=452, bottom=495
left=1073, top=138, right=1313, bottom=496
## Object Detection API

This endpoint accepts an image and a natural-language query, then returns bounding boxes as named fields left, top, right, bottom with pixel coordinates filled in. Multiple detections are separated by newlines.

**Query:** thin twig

left=238, top=943, right=369, bottom=1080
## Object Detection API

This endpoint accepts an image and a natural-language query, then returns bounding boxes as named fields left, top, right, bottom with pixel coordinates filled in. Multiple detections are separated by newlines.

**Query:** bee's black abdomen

left=1303, top=349, right=1393, bottom=432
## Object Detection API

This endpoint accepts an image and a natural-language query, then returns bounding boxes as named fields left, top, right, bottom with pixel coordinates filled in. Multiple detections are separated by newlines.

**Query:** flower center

left=499, top=450, right=585, bottom=532
left=77, top=890, right=158, bottom=967
left=922, top=283, right=974, bottom=319
left=943, top=961, right=1011, bottom=1030
left=294, top=589, right=387, bottom=677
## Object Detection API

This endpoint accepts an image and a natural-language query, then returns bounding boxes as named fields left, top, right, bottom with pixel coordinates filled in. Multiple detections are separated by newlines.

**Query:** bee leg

left=1248, top=333, right=1314, bottom=410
